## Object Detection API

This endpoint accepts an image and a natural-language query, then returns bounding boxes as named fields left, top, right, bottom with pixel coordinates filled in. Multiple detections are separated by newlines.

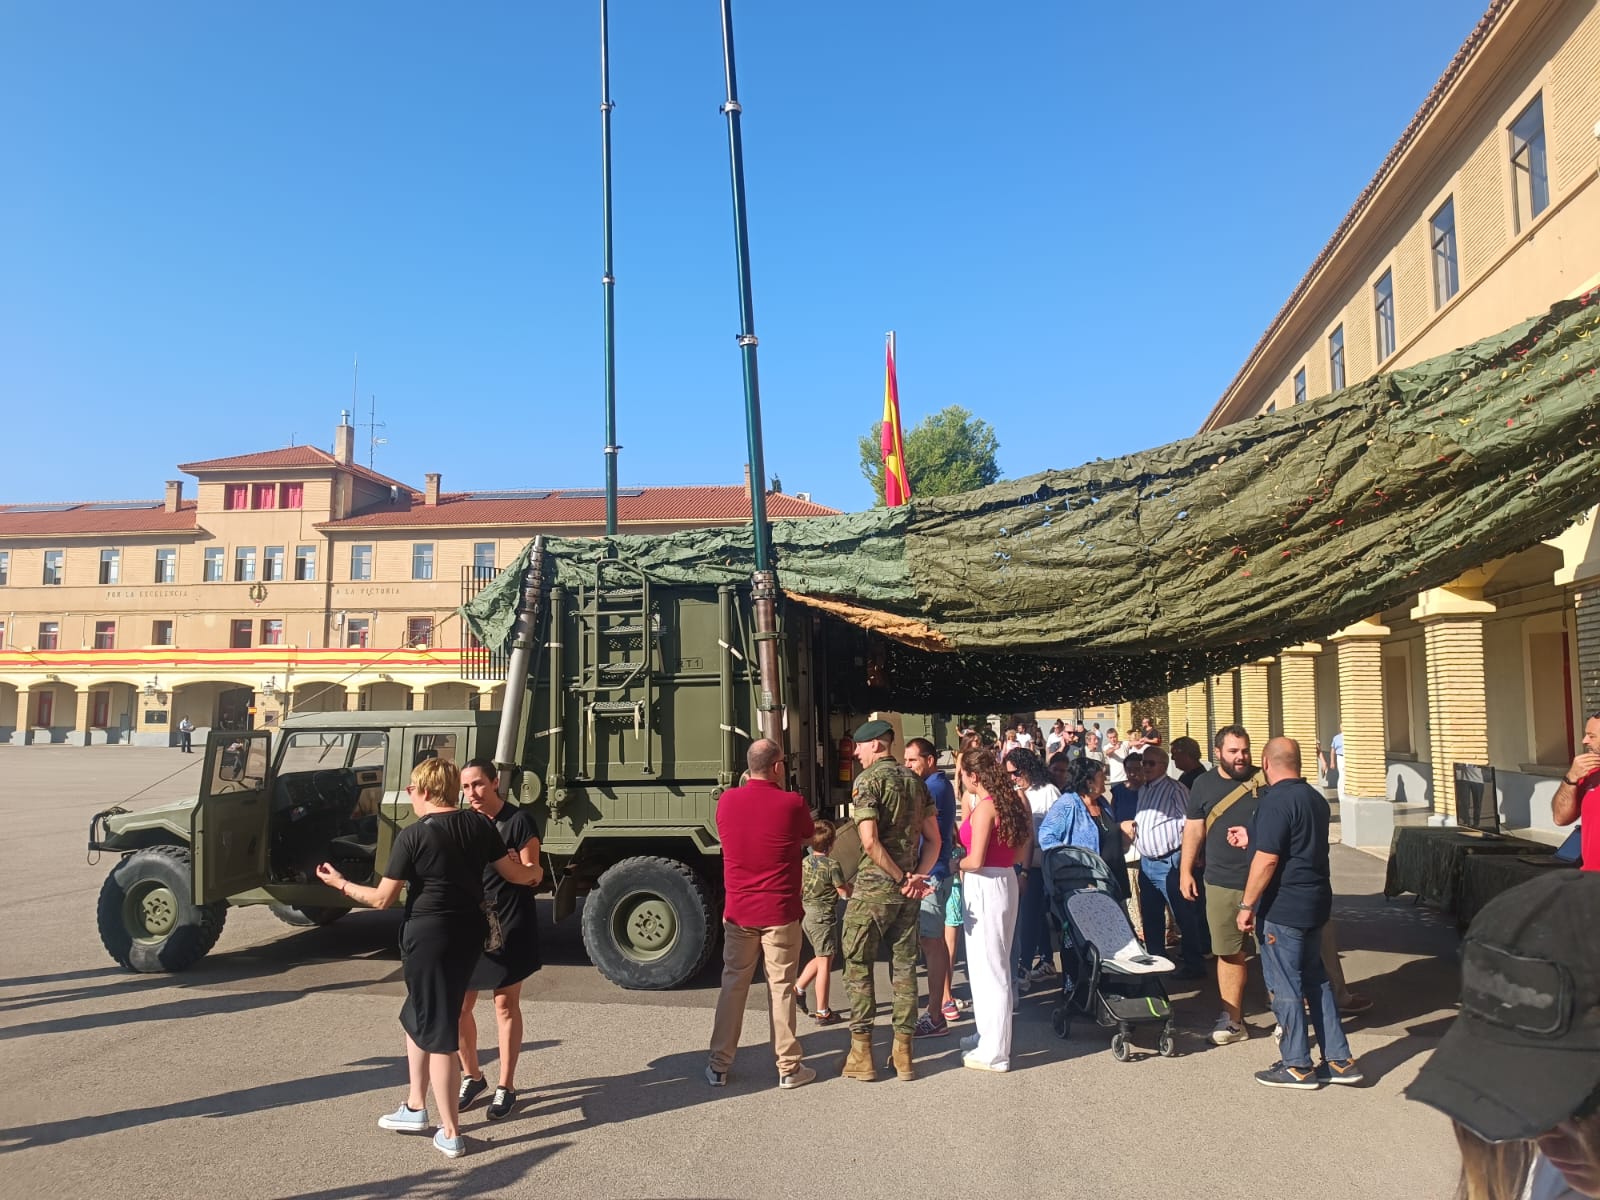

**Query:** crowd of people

left=706, top=715, right=1369, bottom=1094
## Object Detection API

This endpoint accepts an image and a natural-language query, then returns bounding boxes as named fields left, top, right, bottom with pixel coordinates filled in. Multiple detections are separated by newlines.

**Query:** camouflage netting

left=466, top=295, right=1600, bottom=710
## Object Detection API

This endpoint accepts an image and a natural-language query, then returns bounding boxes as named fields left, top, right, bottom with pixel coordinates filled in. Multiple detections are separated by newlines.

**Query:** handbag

left=421, top=817, right=504, bottom=954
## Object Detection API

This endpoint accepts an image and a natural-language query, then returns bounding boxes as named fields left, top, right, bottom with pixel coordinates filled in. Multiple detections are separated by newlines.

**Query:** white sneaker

left=1211, top=1014, right=1248, bottom=1045
left=778, top=1064, right=816, bottom=1090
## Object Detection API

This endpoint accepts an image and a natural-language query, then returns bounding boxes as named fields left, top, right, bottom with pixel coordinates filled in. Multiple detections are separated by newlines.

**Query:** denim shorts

left=919, top=875, right=956, bottom=938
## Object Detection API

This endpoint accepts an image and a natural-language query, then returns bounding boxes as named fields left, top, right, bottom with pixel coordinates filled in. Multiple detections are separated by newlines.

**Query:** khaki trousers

left=707, top=920, right=803, bottom=1076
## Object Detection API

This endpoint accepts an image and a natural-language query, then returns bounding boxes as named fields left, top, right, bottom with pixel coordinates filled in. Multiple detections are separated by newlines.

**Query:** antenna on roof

left=362, top=394, right=388, bottom=468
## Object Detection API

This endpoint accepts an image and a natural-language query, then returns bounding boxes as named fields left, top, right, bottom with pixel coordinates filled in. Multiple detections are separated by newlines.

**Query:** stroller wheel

left=1158, top=1028, right=1178, bottom=1058
left=1111, top=1033, right=1132, bottom=1062
left=1051, top=1007, right=1071, bottom=1040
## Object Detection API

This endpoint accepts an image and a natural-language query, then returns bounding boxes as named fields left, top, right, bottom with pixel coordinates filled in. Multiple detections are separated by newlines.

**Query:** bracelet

left=1564, top=777, right=1580, bottom=786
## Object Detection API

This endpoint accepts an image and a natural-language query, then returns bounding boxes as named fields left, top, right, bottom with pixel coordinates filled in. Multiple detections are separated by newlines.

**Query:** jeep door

left=192, top=730, right=274, bottom=903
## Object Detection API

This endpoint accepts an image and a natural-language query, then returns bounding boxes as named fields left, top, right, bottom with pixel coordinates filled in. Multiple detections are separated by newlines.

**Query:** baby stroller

left=1043, top=844, right=1178, bottom=1060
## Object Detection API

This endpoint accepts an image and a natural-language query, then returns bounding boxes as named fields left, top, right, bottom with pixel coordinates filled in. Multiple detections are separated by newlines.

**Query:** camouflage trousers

left=841, top=891, right=921, bottom=1036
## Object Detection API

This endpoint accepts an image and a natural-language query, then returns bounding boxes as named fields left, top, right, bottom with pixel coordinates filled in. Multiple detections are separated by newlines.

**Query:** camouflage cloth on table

left=842, top=758, right=930, bottom=1036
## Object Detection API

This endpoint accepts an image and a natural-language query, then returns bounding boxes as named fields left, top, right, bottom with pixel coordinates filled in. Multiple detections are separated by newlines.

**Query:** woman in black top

left=456, top=759, right=544, bottom=1122
left=317, top=757, right=536, bottom=1160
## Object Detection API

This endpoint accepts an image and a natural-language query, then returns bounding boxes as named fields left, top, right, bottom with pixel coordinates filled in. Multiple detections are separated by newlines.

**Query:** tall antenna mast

left=363, top=394, right=388, bottom=468
left=717, top=0, right=783, bottom=746
left=600, top=0, right=621, bottom=537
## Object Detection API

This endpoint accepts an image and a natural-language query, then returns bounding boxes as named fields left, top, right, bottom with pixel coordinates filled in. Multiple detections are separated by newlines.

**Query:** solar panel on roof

left=556, top=488, right=643, bottom=499
left=465, top=490, right=552, bottom=501
left=82, top=501, right=162, bottom=511
left=3, top=503, right=79, bottom=513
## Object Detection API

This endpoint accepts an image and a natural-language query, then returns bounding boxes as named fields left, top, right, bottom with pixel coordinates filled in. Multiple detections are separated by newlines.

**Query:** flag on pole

left=881, top=333, right=911, bottom=507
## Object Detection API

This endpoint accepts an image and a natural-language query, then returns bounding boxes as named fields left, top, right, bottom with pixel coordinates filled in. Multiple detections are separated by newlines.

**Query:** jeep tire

left=267, top=903, right=349, bottom=928
left=581, top=856, right=716, bottom=990
left=97, top=845, right=227, bottom=973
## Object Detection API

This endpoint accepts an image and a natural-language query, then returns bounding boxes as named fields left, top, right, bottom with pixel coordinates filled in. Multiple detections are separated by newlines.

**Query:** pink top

left=958, top=797, right=1016, bottom=868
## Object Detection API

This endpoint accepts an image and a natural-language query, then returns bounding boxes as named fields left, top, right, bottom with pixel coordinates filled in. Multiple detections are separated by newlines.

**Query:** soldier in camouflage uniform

left=840, top=719, right=941, bottom=1081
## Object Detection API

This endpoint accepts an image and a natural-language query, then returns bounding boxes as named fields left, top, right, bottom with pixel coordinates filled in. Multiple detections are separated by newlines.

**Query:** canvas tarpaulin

left=464, top=295, right=1600, bottom=709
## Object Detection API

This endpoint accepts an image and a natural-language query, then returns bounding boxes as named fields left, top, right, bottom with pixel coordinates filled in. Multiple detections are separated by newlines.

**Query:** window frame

left=230, top=619, right=253, bottom=649
left=251, top=482, right=277, bottom=510
left=350, top=544, right=373, bottom=582
left=294, top=545, right=317, bottom=581
left=1293, top=368, right=1307, bottom=406
left=264, top=545, right=285, bottom=582
left=203, top=546, right=225, bottom=583
left=0, top=549, right=9, bottom=586
left=94, top=620, right=117, bottom=650
left=99, top=548, right=121, bottom=585
left=1374, top=270, right=1396, bottom=362
left=260, top=618, right=285, bottom=646
left=38, top=621, right=60, bottom=651
left=1430, top=197, right=1459, bottom=309
left=473, top=542, right=496, bottom=574
left=152, top=619, right=174, bottom=647
left=346, top=617, right=371, bottom=649
left=411, top=543, right=435, bottom=581
left=43, top=550, right=64, bottom=586
left=1509, top=93, right=1549, bottom=232
left=1328, top=326, right=1346, bottom=392
left=224, top=484, right=248, bottom=511
left=406, top=616, right=434, bottom=648
left=234, top=546, right=257, bottom=583
left=154, top=547, right=177, bottom=584
left=280, top=482, right=305, bottom=509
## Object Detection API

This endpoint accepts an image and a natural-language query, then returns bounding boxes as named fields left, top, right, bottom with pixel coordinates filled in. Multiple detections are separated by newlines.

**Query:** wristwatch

left=1237, top=901, right=1256, bottom=912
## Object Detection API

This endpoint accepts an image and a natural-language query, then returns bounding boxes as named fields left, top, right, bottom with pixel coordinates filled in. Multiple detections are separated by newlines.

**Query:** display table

left=1383, top=827, right=1554, bottom=914
left=1456, top=852, right=1578, bottom=928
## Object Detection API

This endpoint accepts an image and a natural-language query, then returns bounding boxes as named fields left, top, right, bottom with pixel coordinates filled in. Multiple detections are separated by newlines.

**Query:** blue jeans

left=1137, top=850, right=1209, bottom=971
left=1014, top=867, right=1049, bottom=974
left=1259, top=919, right=1352, bottom=1069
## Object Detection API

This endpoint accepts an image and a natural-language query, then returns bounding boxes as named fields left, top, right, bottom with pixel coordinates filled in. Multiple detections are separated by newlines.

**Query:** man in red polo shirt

left=1552, top=713, right=1600, bottom=870
left=705, top=737, right=816, bottom=1089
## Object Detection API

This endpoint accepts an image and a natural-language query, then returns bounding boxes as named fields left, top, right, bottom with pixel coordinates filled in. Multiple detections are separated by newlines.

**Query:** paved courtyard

left=1, top=748, right=1463, bottom=1199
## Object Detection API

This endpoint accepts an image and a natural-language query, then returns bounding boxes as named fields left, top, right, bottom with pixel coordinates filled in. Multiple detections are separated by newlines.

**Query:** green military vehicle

left=89, top=543, right=885, bottom=989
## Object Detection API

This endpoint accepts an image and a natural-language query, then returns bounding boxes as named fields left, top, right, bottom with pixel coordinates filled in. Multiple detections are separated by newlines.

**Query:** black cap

left=1407, top=870, right=1600, bottom=1141
left=852, top=719, right=894, bottom=743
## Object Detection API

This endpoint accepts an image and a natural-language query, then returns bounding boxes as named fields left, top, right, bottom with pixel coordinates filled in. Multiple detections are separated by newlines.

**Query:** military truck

left=89, top=542, right=890, bottom=989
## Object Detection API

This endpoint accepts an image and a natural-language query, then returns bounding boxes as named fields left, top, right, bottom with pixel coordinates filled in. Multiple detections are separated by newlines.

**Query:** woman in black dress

left=317, top=757, right=536, bottom=1160
left=456, top=759, right=543, bottom=1122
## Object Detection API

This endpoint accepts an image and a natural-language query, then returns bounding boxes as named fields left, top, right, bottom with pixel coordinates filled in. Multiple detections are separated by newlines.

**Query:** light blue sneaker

left=377, top=1102, right=428, bottom=1133
left=433, top=1130, right=465, bottom=1159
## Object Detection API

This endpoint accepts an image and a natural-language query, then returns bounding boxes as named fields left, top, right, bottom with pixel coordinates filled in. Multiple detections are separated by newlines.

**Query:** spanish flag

left=881, top=333, right=911, bottom=507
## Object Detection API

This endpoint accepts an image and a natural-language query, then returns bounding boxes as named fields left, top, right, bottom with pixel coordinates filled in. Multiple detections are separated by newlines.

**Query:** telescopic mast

left=600, top=0, right=620, bottom=537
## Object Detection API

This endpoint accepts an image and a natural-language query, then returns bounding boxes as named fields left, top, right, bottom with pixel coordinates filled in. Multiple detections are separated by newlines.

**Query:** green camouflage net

left=466, top=295, right=1600, bottom=709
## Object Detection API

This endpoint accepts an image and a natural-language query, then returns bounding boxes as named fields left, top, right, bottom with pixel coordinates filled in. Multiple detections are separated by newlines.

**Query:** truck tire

left=97, top=845, right=227, bottom=973
left=581, top=856, right=717, bottom=990
left=268, top=903, right=348, bottom=928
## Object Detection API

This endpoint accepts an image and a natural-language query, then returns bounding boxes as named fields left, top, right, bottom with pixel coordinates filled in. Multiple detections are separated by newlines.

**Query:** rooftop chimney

left=424, top=473, right=440, bottom=506
left=334, top=412, right=355, bottom=465
left=164, top=480, right=183, bottom=513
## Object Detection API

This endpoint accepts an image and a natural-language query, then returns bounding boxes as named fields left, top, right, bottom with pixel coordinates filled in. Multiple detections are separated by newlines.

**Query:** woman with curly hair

left=954, top=745, right=1031, bottom=1072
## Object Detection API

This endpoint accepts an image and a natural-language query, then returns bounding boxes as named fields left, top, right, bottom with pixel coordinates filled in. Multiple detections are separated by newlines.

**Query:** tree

left=857, top=405, right=1001, bottom=505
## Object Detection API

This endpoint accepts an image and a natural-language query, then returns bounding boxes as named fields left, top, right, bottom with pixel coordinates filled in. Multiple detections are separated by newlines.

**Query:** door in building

left=91, top=691, right=110, bottom=728
left=217, top=687, right=253, bottom=731
left=36, top=691, right=54, bottom=727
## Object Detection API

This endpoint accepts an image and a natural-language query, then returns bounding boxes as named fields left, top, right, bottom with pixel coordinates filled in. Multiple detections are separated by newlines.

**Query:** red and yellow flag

left=881, top=335, right=911, bottom=507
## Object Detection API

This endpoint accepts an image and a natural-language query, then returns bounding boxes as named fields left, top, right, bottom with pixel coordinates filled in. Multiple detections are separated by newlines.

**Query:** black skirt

left=399, top=912, right=486, bottom=1053
left=467, top=901, right=542, bottom=992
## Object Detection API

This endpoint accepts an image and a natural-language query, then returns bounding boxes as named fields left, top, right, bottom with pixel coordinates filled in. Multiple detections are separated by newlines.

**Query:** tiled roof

left=178, top=444, right=412, bottom=491
left=0, top=500, right=198, bottom=537
left=1203, top=0, right=1513, bottom=429
left=320, top=485, right=841, bottom=529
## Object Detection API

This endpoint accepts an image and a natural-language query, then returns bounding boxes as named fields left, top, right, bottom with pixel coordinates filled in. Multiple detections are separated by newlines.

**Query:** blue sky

left=2, top=0, right=1488, bottom=511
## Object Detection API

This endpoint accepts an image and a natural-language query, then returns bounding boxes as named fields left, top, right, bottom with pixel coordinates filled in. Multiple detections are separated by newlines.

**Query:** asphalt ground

left=1, top=748, right=1463, bottom=1199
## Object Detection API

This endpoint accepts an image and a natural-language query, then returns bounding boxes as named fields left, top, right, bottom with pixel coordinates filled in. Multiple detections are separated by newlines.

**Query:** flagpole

left=600, top=0, right=620, bottom=538
left=717, top=0, right=783, bottom=747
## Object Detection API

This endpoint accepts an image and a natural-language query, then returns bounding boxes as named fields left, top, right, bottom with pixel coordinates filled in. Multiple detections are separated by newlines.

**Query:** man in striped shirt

left=1124, top=746, right=1210, bottom=978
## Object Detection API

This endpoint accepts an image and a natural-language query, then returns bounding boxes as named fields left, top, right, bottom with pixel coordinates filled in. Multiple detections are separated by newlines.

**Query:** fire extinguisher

left=837, top=735, right=855, bottom=784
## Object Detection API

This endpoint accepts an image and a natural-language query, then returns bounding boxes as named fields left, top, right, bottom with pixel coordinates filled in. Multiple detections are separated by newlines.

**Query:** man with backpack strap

left=1180, top=725, right=1262, bottom=1046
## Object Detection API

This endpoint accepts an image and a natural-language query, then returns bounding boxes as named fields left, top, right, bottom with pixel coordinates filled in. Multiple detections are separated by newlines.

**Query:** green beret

left=853, top=719, right=894, bottom=743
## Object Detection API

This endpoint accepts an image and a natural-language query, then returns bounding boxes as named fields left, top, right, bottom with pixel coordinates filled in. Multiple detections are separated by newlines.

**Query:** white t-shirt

left=1015, top=732, right=1033, bottom=747
left=1045, top=732, right=1065, bottom=754
left=1024, top=783, right=1060, bottom=837
left=1105, top=744, right=1127, bottom=786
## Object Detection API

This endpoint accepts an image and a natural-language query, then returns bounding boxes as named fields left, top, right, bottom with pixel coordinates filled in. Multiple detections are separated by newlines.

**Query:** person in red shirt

left=1552, top=712, right=1600, bottom=870
left=705, top=737, right=816, bottom=1090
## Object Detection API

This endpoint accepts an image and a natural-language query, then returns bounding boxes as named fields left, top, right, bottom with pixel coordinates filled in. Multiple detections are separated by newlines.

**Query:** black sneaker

left=1255, top=1061, right=1320, bottom=1090
left=486, top=1086, right=517, bottom=1121
left=458, top=1075, right=488, bottom=1109
left=1317, top=1059, right=1365, bottom=1086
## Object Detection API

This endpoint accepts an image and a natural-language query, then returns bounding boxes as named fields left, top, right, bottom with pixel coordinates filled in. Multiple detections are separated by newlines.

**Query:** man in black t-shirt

left=1235, top=738, right=1362, bottom=1090
left=1180, top=725, right=1261, bottom=1046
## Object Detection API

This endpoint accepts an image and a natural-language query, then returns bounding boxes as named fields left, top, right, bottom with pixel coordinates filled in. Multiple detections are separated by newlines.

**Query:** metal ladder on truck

left=572, top=558, right=654, bottom=779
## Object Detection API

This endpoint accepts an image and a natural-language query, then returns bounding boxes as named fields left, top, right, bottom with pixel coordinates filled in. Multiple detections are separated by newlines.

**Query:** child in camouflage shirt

left=796, top=820, right=851, bottom=1024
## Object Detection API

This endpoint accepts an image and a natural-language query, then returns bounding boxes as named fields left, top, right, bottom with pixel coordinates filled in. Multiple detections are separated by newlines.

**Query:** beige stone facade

left=1162, top=0, right=1600, bottom=837
left=0, top=420, right=837, bottom=746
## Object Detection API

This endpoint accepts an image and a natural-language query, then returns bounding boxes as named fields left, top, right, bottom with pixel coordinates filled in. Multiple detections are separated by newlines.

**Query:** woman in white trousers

left=955, top=746, right=1033, bottom=1072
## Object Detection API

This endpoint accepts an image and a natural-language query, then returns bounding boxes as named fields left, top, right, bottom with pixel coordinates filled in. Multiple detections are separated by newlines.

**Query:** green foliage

left=857, top=405, right=1001, bottom=505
